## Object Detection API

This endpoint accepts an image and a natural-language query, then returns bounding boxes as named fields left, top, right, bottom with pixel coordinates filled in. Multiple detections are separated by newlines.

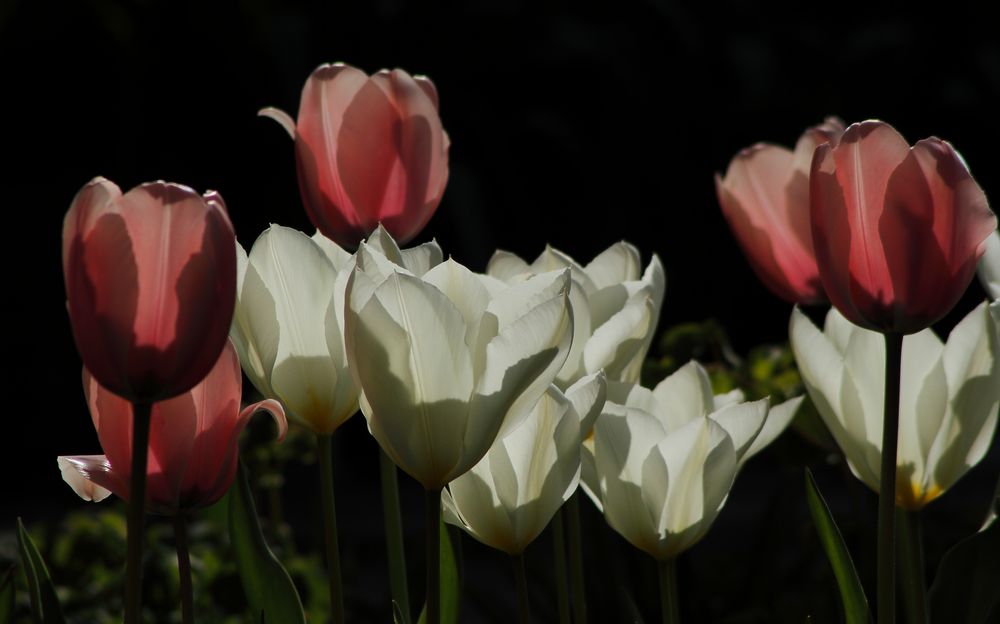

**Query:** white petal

left=422, top=259, right=494, bottom=345
left=977, top=230, right=1000, bottom=300
left=583, top=292, right=655, bottom=383
left=584, top=241, right=641, bottom=288
left=708, top=399, right=768, bottom=463
left=895, top=329, right=946, bottom=502
left=311, top=231, right=353, bottom=271
left=486, top=250, right=530, bottom=283
left=565, top=371, right=608, bottom=435
left=445, top=467, right=515, bottom=553
left=399, top=239, right=444, bottom=276
left=529, top=246, right=595, bottom=293
left=231, top=241, right=277, bottom=397
left=745, top=395, right=803, bottom=460
left=651, top=361, right=716, bottom=425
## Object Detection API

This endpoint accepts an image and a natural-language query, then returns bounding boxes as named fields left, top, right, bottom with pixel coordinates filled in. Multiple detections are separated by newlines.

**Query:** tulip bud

left=62, top=178, right=237, bottom=402
left=58, top=340, right=287, bottom=514
left=260, top=63, right=450, bottom=248
left=715, top=118, right=844, bottom=304
left=810, top=120, right=997, bottom=334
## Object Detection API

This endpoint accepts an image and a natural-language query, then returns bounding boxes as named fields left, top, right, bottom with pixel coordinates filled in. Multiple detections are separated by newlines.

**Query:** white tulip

left=345, top=242, right=575, bottom=490
left=789, top=301, right=1000, bottom=509
left=441, top=372, right=606, bottom=554
left=488, top=242, right=665, bottom=386
left=229, top=225, right=368, bottom=433
left=978, top=230, right=1000, bottom=300
left=583, top=361, right=802, bottom=560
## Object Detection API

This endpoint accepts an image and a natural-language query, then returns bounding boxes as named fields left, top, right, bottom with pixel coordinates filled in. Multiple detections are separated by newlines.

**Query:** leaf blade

left=928, top=518, right=1000, bottom=623
left=16, top=518, right=66, bottom=624
left=417, top=520, right=460, bottom=624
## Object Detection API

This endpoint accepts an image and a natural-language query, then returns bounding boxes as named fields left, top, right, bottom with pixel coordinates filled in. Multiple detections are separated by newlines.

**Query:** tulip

left=58, top=340, right=286, bottom=514
left=715, top=117, right=844, bottom=304
left=978, top=230, right=1000, bottom=300
left=487, top=242, right=665, bottom=387
left=583, top=361, right=801, bottom=557
left=346, top=244, right=574, bottom=490
left=789, top=302, right=999, bottom=510
left=585, top=361, right=800, bottom=622
left=230, top=224, right=361, bottom=434
left=810, top=120, right=996, bottom=335
left=260, top=63, right=449, bottom=248
left=63, top=177, right=237, bottom=403
left=442, top=372, right=606, bottom=555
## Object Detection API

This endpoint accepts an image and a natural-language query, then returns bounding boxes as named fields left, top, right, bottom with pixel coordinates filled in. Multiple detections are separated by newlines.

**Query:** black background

left=2, top=1, right=999, bottom=622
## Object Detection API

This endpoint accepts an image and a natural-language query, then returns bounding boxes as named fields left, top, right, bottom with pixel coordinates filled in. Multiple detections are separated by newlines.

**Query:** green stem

left=897, top=509, right=927, bottom=624
left=512, top=552, right=531, bottom=624
left=566, top=493, right=587, bottom=624
left=380, top=449, right=411, bottom=624
left=878, top=332, right=903, bottom=624
left=124, top=401, right=152, bottom=624
left=425, top=488, right=442, bottom=624
left=657, top=558, right=680, bottom=624
left=550, top=510, right=571, bottom=624
left=318, top=433, right=345, bottom=624
left=173, top=514, right=193, bottom=624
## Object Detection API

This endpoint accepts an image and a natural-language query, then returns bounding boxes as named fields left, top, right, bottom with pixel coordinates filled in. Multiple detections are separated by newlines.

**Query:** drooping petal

left=57, top=456, right=116, bottom=502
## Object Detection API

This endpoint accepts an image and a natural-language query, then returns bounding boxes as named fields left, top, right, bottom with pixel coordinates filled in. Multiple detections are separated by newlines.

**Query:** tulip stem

left=550, top=509, right=571, bottom=624
left=380, top=448, right=412, bottom=624
left=512, top=552, right=531, bottom=624
left=173, top=514, right=194, bottom=624
left=878, top=332, right=903, bottom=624
left=425, top=488, right=442, bottom=624
left=124, top=401, right=152, bottom=624
left=657, top=558, right=680, bottom=624
left=566, top=493, right=588, bottom=624
left=318, top=433, right=345, bottom=624
left=897, top=510, right=927, bottom=624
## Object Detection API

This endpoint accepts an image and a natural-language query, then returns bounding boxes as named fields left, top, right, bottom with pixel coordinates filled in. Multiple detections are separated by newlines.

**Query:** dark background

left=2, top=1, right=999, bottom=622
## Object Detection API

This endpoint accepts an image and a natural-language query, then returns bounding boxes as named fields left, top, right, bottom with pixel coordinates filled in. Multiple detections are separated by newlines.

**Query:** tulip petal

left=584, top=242, right=642, bottom=288
left=231, top=242, right=278, bottom=398
left=528, top=246, right=596, bottom=294
left=879, top=138, right=995, bottom=331
left=745, top=395, right=802, bottom=460
left=423, top=259, right=494, bottom=345
left=565, top=371, right=608, bottom=435
left=258, top=107, right=297, bottom=140
left=486, top=250, right=531, bottom=282
left=978, top=230, right=1000, bottom=299
left=57, top=456, right=115, bottom=502
left=310, top=231, right=353, bottom=271
left=708, top=399, right=768, bottom=463
left=650, top=361, right=716, bottom=428
left=583, top=292, right=654, bottom=382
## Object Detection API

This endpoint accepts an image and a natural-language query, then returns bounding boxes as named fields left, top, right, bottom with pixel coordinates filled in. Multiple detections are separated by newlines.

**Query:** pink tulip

left=63, top=178, right=237, bottom=402
left=260, top=63, right=450, bottom=248
left=810, top=120, right=997, bottom=334
left=715, top=118, right=844, bottom=304
left=58, top=340, right=287, bottom=514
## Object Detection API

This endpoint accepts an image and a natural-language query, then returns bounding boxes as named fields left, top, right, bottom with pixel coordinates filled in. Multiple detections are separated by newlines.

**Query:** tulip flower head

left=790, top=302, right=1000, bottom=509
left=810, top=120, right=997, bottom=334
left=230, top=224, right=369, bottom=434
left=584, top=361, right=802, bottom=560
left=58, top=340, right=287, bottom=514
left=260, top=63, right=450, bottom=248
left=442, top=372, right=606, bottom=555
left=978, top=230, right=1000, bottom=300
left=345, top=241, right=575, bottom=490
left=63, top=178, right=237, bottom=402
left=488, top=242, right=665, bottom=387
left=715, top=117, right=844, bottom=304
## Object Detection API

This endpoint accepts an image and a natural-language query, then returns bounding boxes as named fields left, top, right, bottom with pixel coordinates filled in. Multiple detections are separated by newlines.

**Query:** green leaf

left=928, top=518, right=1000, bottom=623
left=1, top=565, right=15, bottom=623
left=228, top=461, right=306, bottom=624
left=417, top=520, right=460, bottom=624
left=393, top=600, right=406, bottom=624
left=16, top=518, right=66, bottom=624
left=804, top=470, right=870, bottom=624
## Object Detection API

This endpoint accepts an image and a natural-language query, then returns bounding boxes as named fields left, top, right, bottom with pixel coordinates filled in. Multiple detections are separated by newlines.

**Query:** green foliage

left=16, top=518, right=65, bottom=624
left=1, top=565, right=15, bottom=624
left=228, top=462, right=305, bottom=624
left=804, top=470, right=870, bottom=624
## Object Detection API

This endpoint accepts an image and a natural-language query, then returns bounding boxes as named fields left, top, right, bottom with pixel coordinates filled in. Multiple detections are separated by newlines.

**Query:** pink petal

left=58, top=456, right=117, bottom=502
left=879, top=138, right=996, bottom=331
left=85, top=367, right=134, bottom=477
